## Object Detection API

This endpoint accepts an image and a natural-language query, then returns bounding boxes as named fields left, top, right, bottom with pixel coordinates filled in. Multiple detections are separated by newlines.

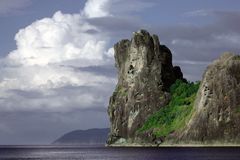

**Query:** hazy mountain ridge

left=53, top=128, right=109, bottom=145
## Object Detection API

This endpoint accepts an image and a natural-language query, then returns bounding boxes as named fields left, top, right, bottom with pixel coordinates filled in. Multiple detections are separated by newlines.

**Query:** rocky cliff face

left=107, top=30, right=184, bottom=145
left=107, top=29, right=240, bottom=146
left=179, top=53, right=240, bottom=144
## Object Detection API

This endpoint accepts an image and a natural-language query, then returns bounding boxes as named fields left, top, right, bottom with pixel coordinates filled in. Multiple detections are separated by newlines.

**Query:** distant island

left=53, top=128, right=109, bottom=145
left=107, top=29, right=240, bottom=146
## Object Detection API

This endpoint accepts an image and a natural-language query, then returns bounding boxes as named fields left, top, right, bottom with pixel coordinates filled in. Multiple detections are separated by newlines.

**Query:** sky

left=0, top=0, right=240, bottom=144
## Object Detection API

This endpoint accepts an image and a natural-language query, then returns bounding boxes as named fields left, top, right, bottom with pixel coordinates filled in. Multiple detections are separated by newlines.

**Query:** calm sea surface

left=0, top=145, right=240, bottom=160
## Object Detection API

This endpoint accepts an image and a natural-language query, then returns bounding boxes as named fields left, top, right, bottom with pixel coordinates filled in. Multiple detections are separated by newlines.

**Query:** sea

left=0, top=145, right=240, bottom=160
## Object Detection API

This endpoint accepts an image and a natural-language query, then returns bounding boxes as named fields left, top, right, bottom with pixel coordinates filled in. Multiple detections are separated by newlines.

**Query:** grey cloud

left=81, top=0, right=155, bottom=38
left=73, top=65, right=117, bottom=78
left=86, top=11, right=240, bottom=82
left=69, top=10, right=240, bottom=83
left=86, top=16, right=144, bottom=38
left=144, top=10, right=240, bottom=81
left=184, top=10, right=240, bottom=31
left=1, top=82, right=115, bottom=113
left=0, top=0, right=31, bottom=15
left=84, top=29, right=100, bottom=34
left=52, top=85, right=115, bottom=111
left=109, top=0, right=155, bottom=15
left=7, top=89, right=44, bottom=99
left=85, top=0, right=156, bottom=38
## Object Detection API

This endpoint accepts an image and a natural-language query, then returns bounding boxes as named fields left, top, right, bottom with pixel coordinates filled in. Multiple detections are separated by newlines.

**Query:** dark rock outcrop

left=107, top=30, right=184, bottom=145
left=179, top=53, right=240, bottom=144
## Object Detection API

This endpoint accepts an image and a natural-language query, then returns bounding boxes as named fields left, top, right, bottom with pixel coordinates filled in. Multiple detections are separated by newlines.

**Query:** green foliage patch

left=233, top=55, right=240, bottom=60
left=235, top=105, right=240, bottom=113
left=138, top=80, right=200, bottom=137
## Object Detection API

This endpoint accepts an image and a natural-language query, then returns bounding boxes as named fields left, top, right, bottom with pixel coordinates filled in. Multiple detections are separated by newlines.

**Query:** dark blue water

left=0, top=146, right=240, bottom=160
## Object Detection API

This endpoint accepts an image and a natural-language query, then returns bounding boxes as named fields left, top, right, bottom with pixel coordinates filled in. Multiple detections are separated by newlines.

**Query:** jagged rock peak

left=107, top=29, right=185, bottom=145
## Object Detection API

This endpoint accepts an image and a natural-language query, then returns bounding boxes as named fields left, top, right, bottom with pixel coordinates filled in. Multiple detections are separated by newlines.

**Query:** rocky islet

left=107, top=30, right=240, bottom=146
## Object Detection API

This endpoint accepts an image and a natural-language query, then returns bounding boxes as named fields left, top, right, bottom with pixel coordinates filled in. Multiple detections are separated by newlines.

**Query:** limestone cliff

left=179, top=53, right=240, bottom=144
left=107, top=30, right=184, bottom=145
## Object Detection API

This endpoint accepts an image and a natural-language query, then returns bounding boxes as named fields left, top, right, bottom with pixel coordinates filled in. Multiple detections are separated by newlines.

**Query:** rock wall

left=107, top=30, right=184, bottom=145
left=180, top=53, right=240, bottom=144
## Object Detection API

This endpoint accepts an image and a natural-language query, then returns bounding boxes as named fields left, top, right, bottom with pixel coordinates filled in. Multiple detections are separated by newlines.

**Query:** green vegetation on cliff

left=139, top=80, right=200, bottom=137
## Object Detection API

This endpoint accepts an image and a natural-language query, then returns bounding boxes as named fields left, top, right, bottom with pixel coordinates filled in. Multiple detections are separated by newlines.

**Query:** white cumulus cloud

left=8, top=10, right=111, bottom=66
left=82, top=0, right=111, bottom=18
left=0, top=0, right=155, bottom=112
left=0, top=0, right=115, bottom=112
